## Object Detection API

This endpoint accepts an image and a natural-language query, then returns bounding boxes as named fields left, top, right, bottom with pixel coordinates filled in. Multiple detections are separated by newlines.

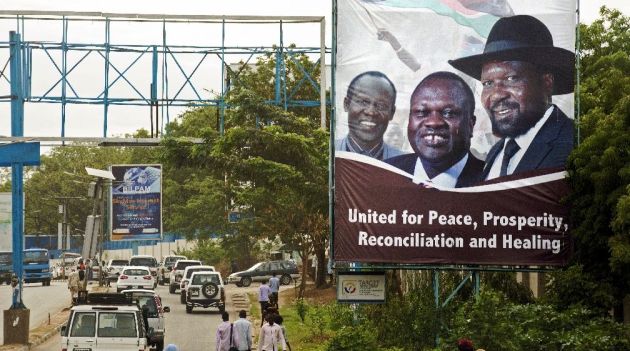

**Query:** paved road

left=0, top=281, right=70, bottom=345
left=34, top=283, right=226, bottom=351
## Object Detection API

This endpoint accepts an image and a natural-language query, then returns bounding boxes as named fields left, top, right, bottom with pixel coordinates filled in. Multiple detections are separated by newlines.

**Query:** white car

left=169, top=260, right=201, bottom=294
left=61, top=293, right=148, bottom=351
left=106, top=259, right=129, bottom=282
left=116, top=266, right=155, bottom=292
left=179, top=265, right=215, bottom=304
left=185, top=271, right=225, bottom=313
left=129, top=255, right=159, bottom=286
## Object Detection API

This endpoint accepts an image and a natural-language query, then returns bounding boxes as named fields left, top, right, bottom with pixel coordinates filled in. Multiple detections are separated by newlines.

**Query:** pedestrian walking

left=258, top=314, right=287, bottom=351
left=275, top=315, right=291, bottom=351
left=216, top=311, right=238, bottom=351
left=67, top=267, right=80, bottom=305
left=268, top=272, right=280, bottom=308
left=258, top=281, right=272, bottom=325
left=233, top=310, right=252, bottom=351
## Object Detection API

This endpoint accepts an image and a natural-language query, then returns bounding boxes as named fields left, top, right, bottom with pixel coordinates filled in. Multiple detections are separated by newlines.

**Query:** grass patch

left=278, top=300, right=332, bottom=351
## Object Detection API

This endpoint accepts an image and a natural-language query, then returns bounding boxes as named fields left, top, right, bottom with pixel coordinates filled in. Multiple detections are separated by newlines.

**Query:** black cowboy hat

left=448, top=15, right=575, bottom=95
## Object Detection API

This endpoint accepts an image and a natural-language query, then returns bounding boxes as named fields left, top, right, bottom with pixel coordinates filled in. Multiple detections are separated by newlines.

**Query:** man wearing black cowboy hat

left=449, top=15, right=575, bottom=180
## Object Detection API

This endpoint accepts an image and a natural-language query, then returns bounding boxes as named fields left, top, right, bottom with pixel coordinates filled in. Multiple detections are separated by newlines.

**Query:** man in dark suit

left=387, top=71, right=483, bottom=188
left=449, top=15, right=575, bottom=180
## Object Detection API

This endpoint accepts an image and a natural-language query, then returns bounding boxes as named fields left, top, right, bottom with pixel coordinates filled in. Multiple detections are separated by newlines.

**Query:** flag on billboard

left=333, top=0, right=576, bottom=266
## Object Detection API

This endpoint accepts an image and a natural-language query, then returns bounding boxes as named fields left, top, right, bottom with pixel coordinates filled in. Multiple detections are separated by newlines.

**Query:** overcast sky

left=0, top=0, right=627, bottom=140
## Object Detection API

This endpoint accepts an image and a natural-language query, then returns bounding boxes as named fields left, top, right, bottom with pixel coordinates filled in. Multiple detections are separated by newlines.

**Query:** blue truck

left=23, top=248, right=52, bottom=286
left=0, top=251, right=12, bottom=284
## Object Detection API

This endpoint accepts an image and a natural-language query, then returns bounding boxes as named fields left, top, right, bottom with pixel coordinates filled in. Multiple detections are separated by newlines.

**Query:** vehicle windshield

left=0, top=252, right=11, bottom=265
left=124, top=269, right=149, bottom=276
left=129, top=257, right=157, bottom=267
left=185, top=267, right=212, bottom=279
left=111, top=260, right=129, bottom=266
left=191, top=274, right=220, bottom=285
left=246, top=262, right=263, bottom=272
left=175, top=261, right=200, bottom=270
left=165, top=256, right=185, bottom=264
left=23, top=250, right=48, bottom=264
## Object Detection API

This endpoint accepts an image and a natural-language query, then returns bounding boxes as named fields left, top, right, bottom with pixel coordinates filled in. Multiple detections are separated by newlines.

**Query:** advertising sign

left=337, top=271, right=386, bottom=303
left=0, top=193, right=11, bottom=251
left=110, top=164, right=162, bottom=241
left=334, top=0, right=576, bottom=266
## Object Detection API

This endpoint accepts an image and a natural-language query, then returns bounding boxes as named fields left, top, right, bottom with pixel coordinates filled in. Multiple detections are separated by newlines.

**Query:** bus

left=0, top=251, right=12, bottom=285
left=23, top=248, right=52, bottom=286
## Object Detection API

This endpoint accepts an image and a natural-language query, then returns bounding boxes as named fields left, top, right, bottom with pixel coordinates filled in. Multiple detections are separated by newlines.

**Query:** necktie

left=500, top=139, right=520, bottom=177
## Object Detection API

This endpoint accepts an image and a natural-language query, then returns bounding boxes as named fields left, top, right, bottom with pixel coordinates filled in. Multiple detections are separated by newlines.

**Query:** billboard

left=110, top=164, right=162, bottom=241
left=334, top=0, right=576, bottom=266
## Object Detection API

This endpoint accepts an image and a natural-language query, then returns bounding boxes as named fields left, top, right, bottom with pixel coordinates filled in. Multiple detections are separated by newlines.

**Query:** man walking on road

left=216, top=311, right=237, bottom=351
left=67, top=267, right=80, bottom=305
left=234, top=310, right=253, bottom=351
left=269, top=272, right=280, bottom=308
left=258, top=313, right=287, bottom=351
left=258, top=281, right=272, bottom=325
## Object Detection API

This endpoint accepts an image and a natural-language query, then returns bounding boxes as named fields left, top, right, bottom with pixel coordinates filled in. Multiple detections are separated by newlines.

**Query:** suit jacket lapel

left=514, top=106, right=565, bottom=173
left=482, top=140, right=503, bottom=180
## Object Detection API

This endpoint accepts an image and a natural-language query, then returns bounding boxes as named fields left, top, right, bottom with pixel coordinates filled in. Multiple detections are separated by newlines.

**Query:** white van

left=61, top=293, right=148, bottom=351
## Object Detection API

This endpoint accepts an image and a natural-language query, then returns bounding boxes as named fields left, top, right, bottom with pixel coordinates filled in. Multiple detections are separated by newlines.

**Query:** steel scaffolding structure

left=0, top=11, right=328, bottom=139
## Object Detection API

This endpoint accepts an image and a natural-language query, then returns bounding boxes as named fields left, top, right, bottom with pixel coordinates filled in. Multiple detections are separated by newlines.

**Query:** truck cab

left=23, top=248, right=52, bottom=286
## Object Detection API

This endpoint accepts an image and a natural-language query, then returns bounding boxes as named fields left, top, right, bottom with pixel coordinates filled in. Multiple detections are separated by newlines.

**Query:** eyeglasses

left=349, top=97, right=392, bottom=114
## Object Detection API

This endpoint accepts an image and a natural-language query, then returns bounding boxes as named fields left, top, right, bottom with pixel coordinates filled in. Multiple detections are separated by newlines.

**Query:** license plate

left=191, top=291, right=199, bottom=296
left=73, top=348, right=91, bottom=351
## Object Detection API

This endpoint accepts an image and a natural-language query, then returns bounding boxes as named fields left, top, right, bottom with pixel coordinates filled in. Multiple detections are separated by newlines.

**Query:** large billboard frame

left=330, top=0, right=579, bottom=271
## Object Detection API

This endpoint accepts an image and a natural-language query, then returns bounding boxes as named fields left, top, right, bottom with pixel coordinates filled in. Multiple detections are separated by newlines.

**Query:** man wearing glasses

left=336, top=71, right=403, bottom=160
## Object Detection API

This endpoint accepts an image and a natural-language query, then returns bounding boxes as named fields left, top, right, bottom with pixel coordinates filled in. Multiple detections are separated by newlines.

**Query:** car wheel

left=280, top=274, right=291, bottom=285
left=185, top=305, right=192, bottom=313
left=241, top=277, right=252, bottom=287
left=201, top=282, right=219, bottom=299
left=235, top=282, right=243, bottom=287
left=169, top=284, right=176, bottom=294
left=180, top=291, right=186, bottom=304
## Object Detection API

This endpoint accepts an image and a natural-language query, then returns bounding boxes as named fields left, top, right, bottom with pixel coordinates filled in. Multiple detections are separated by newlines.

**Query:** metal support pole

left=9, top=30, right=25, bottom=309
left=61, top=17, right=68, bottom=139
left=433, top=270, right=440, bottom=347
left=473, top=270, right=480, bottom=297
left=320, top=17, right=327, bottom=130
left=103, top=19, right=110, bottom=137
left=219, top=19, right=225, bottom=135
left=152, top=45, right=158, bottom=137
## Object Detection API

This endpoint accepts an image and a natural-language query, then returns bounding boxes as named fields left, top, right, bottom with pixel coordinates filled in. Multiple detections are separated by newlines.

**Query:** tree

left=160, top=49, right=330, bottom=290
left=563, top=7, right=630, bottom=319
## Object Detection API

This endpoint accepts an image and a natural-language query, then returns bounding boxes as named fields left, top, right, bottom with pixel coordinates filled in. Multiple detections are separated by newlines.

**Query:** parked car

left=157, top=255, right=187, bottom=285
left=169, top=260, right=201, bottom=294
left=106, top=259, right=129, bottom=282
left=185, top=271, right=225, bottom=313
left=122, top=289, right=170, bottom=351
left=179, top=265, right=215, bottom=304
left=53, top=252, right=81, bottom=279
left=60, top=292, right=148, bottom=351
left=227, top=260, right=299, bottom=287
left=129, top=255, right=159, bottom=286
left=116, top=266, right=155, bottom=292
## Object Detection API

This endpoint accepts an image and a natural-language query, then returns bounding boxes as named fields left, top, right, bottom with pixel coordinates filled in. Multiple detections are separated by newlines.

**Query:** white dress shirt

left=486, top=105, right=554, bottom=180
left=412, top=154, right=469, bottom=188
left=258, top=323, right=286, bottom=351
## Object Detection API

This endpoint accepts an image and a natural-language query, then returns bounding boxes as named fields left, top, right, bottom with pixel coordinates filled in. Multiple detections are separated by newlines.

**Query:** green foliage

left=295, top=298, right=309, bottom=323
left=306, top=304, right=328, bottom=337
left=567, top=6, right=630, bottom=315
left=324, top=326, right=379, bottom=351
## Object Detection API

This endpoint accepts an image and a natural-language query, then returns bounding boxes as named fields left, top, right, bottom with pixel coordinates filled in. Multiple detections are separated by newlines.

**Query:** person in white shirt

left=215, top=311, right=237, bottom=351
left=268, top=273, right=281, bottom=307
left=258, top=314, right=286, bottom=351
left=233, top=310, right=252, bottom=351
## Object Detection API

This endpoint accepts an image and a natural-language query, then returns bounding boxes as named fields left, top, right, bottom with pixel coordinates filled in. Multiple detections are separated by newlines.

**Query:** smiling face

left=480, top=61, right=553, bottom=138
left=408, top=78, right=475, bottom=175
left=344, top=74, right=396, bottom=149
